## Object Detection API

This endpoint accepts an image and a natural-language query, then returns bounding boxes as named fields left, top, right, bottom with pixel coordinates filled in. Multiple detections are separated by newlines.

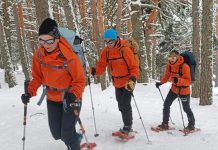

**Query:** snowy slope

left=0, top=69, right=218, bottom=150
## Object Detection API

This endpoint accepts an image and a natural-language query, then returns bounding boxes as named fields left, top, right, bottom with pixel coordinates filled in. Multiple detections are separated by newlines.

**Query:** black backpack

left=170, top=51, right=196, bottom=82
left=180, top=51, right=196, bottom=81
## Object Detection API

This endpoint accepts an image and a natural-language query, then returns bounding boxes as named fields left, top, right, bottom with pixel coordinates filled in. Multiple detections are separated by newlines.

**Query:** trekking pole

left=71, top=105, right=97, bottom=149
left=87, top=77, right=99, bottom=137
left=22, top=80, right=29, bottom=150
left=131, top=93, right=152, bottom=144
left=177, top=95, right=187, bottom=136
left=81, top=41, right=99, bottom=137
left=157, top=87, right=175, bottom=125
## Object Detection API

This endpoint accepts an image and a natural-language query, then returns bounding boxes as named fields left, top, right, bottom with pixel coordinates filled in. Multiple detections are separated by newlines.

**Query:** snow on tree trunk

left=130, top=2, right=148, bottom=83
left=2, top=0, right=13, bottom=60
left=0, top=20, right=17, bottom=88
left=62, top=0, right=75, bottom=30
left=215, top=0, right=218, bottom=87
left=191, top=0, right=201, bottom=98
left=200, top=0, right=214, bottom=105
left=116, top=0, right=122, bottom=35
left=34, top=0, right=49, bottom=25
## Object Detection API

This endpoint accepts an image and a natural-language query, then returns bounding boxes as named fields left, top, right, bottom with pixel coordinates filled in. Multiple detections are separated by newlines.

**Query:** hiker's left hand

left=125, top=77, right=136, bottom=91
left=88, top=67, right=96, bottom=76
left=173, top=77, right=178, bottom=84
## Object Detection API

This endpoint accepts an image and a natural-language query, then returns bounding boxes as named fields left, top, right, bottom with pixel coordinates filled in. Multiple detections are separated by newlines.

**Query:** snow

left=1, top=69, right=218, bottom=150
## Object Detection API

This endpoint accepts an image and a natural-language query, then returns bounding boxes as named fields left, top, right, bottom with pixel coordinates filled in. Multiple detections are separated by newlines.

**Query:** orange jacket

left=28, top=37, right=86, bottom=102
left=95, top=39, right=139, bottom=88
left=160, top=56, right=191, bottom=95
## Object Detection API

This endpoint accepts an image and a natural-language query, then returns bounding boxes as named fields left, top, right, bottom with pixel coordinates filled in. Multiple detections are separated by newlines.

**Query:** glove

left=63, top=92, right=81, bottom=112
left=155, top=82, right=162, bottom=88
left=88, top=67, right=96, bottom=76
left=125, top=77, right=136, bottom=91
left=173, top=77, right=178, bottom=84
left=21, top=93, right=31, bottom=104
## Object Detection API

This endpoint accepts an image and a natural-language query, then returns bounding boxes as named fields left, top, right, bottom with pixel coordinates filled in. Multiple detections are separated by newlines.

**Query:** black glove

left=173, top=77, right=178, bottom=84
left=155, top=82, right=162, bottom=88
left=125, top=76, right=136, bottom=91
left=63, top=92, right=81, bottom=112
left=88, top=67, right=96, bottom=76
left=21, top=93, right=31, bottom=104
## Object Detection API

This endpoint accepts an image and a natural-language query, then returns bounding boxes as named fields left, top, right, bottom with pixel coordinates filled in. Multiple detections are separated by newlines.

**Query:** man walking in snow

left=21, top=18, right=85, bottom=150
left=155, top=50, right=195, bottom=131
left=88, top=29, right=139, bottom=133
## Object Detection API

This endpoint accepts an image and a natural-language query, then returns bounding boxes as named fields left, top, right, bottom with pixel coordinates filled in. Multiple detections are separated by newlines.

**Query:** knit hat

left=103, top=29, right=117, bottom=40
left=38, top=18, right=60, bottom=39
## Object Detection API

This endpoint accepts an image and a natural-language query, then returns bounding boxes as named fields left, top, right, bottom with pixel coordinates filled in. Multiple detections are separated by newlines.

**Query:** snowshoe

left=179, top=128, right=200, bottom=135
left=151, top=126, right=175, bottom=132
left=112, top=130, right=136, bottom=141
left=80, top=142, right=97, bottom=149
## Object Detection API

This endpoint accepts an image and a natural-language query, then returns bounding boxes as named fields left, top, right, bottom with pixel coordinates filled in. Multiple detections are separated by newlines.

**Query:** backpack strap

left=106, top=47, right=130, bottom=79
left=38, top=51, right=69, bottom=72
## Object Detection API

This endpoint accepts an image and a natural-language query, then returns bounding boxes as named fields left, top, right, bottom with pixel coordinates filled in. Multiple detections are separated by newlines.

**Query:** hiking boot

left=120, top=125, right=132, bottom=134
left=157, top=123, right=169, bottom=130
left=185, top=124, right=195, bottom=131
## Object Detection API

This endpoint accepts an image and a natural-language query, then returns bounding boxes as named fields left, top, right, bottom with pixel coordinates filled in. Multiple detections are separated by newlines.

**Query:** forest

left=0, top=0, right=216, bottom=105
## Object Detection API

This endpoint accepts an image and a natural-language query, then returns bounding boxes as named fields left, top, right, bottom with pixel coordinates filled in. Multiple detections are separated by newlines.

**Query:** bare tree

left=130, top=1, right=148, bottom=83
left=62, top=0, right=75, bottom=30
left=116, top=0, right=122, bottom=35
left=191, top=0, right=201, bottom=98
left=0, top=19, right=17, bottom=88
left=34, top=0, right=49, bottom=25
left=200, top=0, right=214, bottom=105
left=13, top=2, right=31, bottom=80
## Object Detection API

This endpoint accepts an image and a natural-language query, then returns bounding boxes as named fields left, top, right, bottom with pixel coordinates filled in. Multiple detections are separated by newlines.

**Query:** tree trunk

left=24, top=1, right=38, bottom=53
left=62, top=0, right=75, bottom=30
left=191, top=0, right=201, bottom=98
left=34, top=0, right=49, bottom=26
left=97, top=0, right=107, bottom=90
left=13, top=3, right=31, bottom=80
left=2, top=0, right=13, bottom=59
left=215, top=0, right=218, bottom=87
left=116, top=0, right=122, bottom=35
left=144, top=0, right=158, bottom=79
left=0, top=20, right=17, bottom=88
left=130, top=2, right=148, bottom=83
left=200, top=0, right=214, bottom=105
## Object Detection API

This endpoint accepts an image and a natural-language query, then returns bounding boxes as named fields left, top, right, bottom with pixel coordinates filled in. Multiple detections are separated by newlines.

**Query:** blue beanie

left=103, top=29, right=117, bottom=40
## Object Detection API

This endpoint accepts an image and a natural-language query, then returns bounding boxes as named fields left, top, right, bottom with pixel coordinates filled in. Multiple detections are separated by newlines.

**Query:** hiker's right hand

left=88, top=67, right=96, bottom=76
left=155, top=82, right=162, bottom=88
left=21, top=93, right=31, bottom=104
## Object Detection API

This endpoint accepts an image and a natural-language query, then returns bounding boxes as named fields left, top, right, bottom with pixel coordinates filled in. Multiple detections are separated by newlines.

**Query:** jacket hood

left=169, top=56, right=184, bottom=68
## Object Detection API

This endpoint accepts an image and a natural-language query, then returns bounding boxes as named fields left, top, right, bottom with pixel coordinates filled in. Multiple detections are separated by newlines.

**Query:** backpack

left=180, top=51, right=196, bottom=81
left=106, top=38, right=140, bottom=78
left=123, top=38, right=140, bottom=66
left=169, top=51, right=196, bottom=82
left=58, top=27, right=87, bottom=75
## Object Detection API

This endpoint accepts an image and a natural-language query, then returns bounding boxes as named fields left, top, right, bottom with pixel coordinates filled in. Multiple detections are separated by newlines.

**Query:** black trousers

left=163, top=90, right=195, bottom=126
left=47, top=100, right=81, bottom=150
left=115, top=87, right=133, bottom=127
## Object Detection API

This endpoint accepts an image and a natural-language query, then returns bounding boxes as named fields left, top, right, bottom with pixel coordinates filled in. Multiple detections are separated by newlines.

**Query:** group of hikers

left=21, top=18, right=196, bottom=150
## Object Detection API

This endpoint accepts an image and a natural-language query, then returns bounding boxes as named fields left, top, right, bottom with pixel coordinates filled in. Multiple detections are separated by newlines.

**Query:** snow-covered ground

left=0, top=69, right=218, bottom=150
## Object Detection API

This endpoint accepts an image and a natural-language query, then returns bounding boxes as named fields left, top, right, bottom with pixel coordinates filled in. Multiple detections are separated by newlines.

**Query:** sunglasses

left=39, top=38, right=55, bottom=45
left=104, top=40, right=115, bottom=45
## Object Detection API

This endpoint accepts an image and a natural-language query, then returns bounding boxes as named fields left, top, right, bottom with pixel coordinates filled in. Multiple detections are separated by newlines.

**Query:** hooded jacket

left=160, top=56, right=191, bottom=95
left=28, top=37, right=86, bottom=102
left=95, top=38, right=139, bottom=88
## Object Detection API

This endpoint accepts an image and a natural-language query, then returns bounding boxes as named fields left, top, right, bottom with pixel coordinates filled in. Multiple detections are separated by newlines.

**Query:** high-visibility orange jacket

left=95, top=39, right=139, bottom=88
left=28, top=37, right=86, bottom=102
left=160, top=56, right=191, bottom=95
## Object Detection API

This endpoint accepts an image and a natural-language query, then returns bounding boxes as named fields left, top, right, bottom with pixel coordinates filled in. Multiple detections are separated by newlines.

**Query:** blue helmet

left=103, top=29, right=117, bottom=40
